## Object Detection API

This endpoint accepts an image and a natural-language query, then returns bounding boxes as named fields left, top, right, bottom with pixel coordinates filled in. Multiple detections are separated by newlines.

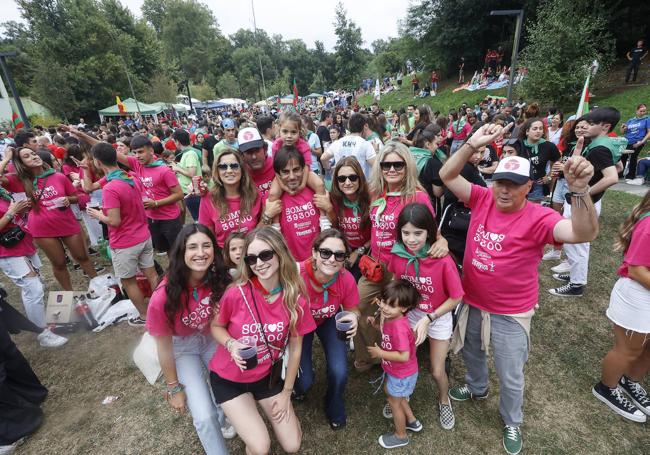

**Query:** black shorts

left=210, top=371, right=284, bottom=404
left=148, top=217, right=183, bottom=252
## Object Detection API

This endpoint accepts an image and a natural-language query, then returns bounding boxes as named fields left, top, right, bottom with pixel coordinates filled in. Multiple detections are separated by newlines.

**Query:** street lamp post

left=489, top=9, right=524, bottom=105
left=0, top=51, right=30, bottom=129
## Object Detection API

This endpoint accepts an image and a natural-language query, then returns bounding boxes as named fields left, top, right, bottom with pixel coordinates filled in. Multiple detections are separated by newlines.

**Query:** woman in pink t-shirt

left=327, top=157, right=371, bottom=281
left=209, top=227, right=316, bottom=455
left=146, top=224, right=235, bottom=452
left=294, top=229, right=360, bottom=429
left=0, top=148, right=96, bottom=290
left=593, top=191, right=650, bottom=421
left=198, top=148, right=261, bottom=249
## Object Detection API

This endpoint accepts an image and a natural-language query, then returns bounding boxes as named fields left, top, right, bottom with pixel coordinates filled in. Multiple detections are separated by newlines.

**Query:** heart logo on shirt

left=489, top=233, right=500, bottom=242
left=267, top=323, right=277, bottom=333
left=321, top=307, right=330, bottom=314
left=301, top=203, right=311, bottom=211
left=419, top=277, right=427, bottom=284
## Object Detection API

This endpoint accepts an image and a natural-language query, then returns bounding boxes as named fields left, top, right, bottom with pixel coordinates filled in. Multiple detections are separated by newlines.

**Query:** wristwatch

left=357, top=246, right=367, bottom=255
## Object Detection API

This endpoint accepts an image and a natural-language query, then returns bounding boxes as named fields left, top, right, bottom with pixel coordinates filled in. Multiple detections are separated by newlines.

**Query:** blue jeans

left=172, top=333, right=229, bottom=455
left=527, top=182, right=544, bottom=201
left=295, top=315, right=349, bottom=425
left=636, top=158, right=650, bottom=180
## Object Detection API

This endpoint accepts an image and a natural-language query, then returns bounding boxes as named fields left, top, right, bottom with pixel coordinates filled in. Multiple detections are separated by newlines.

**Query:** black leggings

left=621, top=143, right=645, bottom=179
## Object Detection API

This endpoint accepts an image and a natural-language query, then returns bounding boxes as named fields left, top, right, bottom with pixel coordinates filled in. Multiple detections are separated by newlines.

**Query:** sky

left=3, top=0, right=410, bottom=50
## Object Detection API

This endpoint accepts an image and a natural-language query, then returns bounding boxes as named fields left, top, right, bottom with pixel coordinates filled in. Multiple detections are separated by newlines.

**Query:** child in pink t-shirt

left=367, top=280, right=421, bottom=449
left=222, top=231, right=246, bottom=280
left=387, top=202, right=463, bottom=430
left=267, top=112, right=330, bottom=230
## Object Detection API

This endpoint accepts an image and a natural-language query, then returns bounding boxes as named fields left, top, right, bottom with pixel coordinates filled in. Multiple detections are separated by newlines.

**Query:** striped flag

left=576, top=60, right=599, bottom=118
left=116, top=96, right=126, bottom=114
left=11, top=111, right=24, bottom=129
left=292, top=78, right=298, bottom=108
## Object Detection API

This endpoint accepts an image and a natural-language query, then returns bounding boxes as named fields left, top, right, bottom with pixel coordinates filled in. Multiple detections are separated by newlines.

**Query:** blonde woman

left=209, top=227, right=316, bottom=454
left=354, top=141, right=447, bottom=371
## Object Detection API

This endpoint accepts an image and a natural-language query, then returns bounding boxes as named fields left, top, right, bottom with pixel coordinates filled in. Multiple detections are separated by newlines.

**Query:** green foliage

left=333, top=2, right=367, bottom=89
left=309, top=70, right=326, bottom=94
left=215, top=72, right=239, bottom=99
left=188, top=81, right=215, bottom=101
left=144, top=74, right=178, bottom=103
left=29, top=113, right=63, bottom=127
left=518, top=0, right=615, bottom=108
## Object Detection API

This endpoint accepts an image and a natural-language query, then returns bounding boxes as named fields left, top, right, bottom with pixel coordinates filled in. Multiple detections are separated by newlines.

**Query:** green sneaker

left=503, top=425, right=522, bottom=455
left=448, top=384, right=489, bottom=401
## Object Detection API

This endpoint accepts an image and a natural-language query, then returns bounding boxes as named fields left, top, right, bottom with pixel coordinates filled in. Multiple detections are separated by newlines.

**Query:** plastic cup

left=237, top=336, right=258, bottom=370
left=335, top=311, right=354, bottom=341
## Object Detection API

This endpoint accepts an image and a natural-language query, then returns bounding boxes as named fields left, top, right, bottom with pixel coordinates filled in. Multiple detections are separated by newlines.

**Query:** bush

left=28, top=114, right=63, bottom=128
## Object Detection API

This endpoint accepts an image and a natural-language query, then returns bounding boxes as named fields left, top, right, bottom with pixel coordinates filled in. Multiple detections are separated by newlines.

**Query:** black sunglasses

left=380, top=161, right=406, bottom=171
left=318, top=248, right=347, bottom=262
left=336, top=174, right=359, bottom=183
left=217, top=163, right=240, bottom=171
left=244, top=249, right=276, bottom=266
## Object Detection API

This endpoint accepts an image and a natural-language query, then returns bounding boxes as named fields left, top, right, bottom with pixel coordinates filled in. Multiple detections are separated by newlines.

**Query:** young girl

left=223, top=231, right=246, bottom=279
left=367, top=279, right=421, bottom=449
left=593, top=189, right=650, bottom=422
left=387, top=202, right=463, bottom=429
left=268, top=112, right=330, bottom=230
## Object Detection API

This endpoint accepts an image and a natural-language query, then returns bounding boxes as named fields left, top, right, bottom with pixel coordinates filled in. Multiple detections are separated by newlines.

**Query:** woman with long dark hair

left=146, top=224, right=235, bottom=453
left=516, top=117, right=561, bottom=203
left=0, top=147, right=96, bottom=290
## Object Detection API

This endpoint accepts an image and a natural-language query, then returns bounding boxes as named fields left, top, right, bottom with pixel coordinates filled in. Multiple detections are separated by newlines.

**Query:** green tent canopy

left=149, top=102, right=191, bottom=113
left=97, top=98, right=163, bottom=117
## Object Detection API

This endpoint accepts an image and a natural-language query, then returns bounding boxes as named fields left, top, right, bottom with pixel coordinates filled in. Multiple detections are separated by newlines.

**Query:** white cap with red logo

left=237, top=127, right=265, bottom=152
left=492, top=156, right=531, bottom=184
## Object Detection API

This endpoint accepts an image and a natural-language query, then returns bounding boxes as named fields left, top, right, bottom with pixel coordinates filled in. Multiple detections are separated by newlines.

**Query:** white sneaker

left=220, top=421, right=237, bottom=439
left=542, top=249, right=561, bottom=261
left=551, top=260, right=571, bottom=274
left=627, top=177, right=645, bottom=186
left=37, top=328, right=68, bottom=348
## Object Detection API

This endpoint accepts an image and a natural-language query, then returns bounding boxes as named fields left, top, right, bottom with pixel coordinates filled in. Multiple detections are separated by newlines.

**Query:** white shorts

left=0, top=254, right=41, bottom=279
left=607, top=277, right=650, bottom=334
left=407, top=308, right=453, bottom=340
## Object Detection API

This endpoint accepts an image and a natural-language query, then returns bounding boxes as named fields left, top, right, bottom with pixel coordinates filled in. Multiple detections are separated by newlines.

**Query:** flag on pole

left=116, top=96, right=126, bottom=114
left=576, top=60, right=599, bottom=118
left=292, top=78, right=298, bottom=108
left=374, top=79, right=381, bottom=102
left=11, top=111, right=24, bottom=129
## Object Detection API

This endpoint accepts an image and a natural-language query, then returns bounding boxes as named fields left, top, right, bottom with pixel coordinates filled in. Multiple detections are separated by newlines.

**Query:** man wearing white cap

left=439, top=123, right=599, bottom=455
left=237, top=127, right=275, bottom=198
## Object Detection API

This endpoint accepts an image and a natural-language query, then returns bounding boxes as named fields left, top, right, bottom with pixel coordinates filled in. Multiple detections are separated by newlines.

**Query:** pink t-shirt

left=381, top=316, right=417, bottom=378
left=333, top=201, right=370, bottom=249
left=209, top=284, right=316, bottom=383
left=271, top=137, right=312, bottom=166
left=62, top=163, right=90, bottom=209
left=102, top=179, right=150, bottom=249
left=146, top=278, right=214, bottom=337
left=299, top=261, right=359, bottom=325
left=198, top=193, right=262, bottom=248
left=280, top=187, right=320, bottom=261
left=370, top=191, right=433, bottom=263
left=387, top=254, right=464, bottom=313
left=463, top=185, right=563, bottom=314
left=3, top=173, right=80, bottom=238
left=125, top=156, right=181, bottom=221
left=0, top=198, right=36, bottom=258
left=247, top=156, right=275, bottom=198
left=451, top=122, right=472, bottom=141
left=618, top=217, right=650, bottom=278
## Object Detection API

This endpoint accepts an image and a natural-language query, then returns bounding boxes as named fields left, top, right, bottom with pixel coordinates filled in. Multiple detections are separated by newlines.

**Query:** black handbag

left=0, top=226, right=25, bottom=248
left=441, top=202, right=471, bottom=233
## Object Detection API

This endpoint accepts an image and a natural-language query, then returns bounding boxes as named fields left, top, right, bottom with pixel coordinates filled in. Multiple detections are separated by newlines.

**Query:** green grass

left=593, top=83, right=650, bottom=126
left=8, top=191, right=650, bottom=455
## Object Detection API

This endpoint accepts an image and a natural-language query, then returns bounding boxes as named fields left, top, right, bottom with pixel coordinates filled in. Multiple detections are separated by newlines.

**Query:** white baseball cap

left=237, top=127, right=265, bottom=152
left=492, top=156, right=531, bottom=185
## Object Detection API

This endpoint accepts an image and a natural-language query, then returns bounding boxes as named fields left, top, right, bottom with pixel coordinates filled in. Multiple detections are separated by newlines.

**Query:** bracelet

left=427, top=312, right=438, bottom=322
left=166, top=380, right=179, bottom=387
left=261, top=213, right=273, bottom=225
left=283, top=386, right=293, bottom=393
left=464, top=141, right=479, bottom=153
left=568, top=186, right=590, bottom=210
left=166, top=383, right=185, bottom=397
left=4, top=212, right=13, bottom=220
left=154, top=200, right=159, bottom=207
left=225, top=338, right=235, bottom=353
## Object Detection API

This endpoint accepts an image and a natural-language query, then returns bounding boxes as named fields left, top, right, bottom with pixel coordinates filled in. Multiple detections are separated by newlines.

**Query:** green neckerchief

left=639, top=211, right=650, bottom=221
left=106, top=169, right=135, bottom=187
left=366, top=131, right=380, bottom=142
left=390, top=242, right=430, bottom=278
left=434, top=148, right=447, bottom=163
left=371, top=191, right=401, bottom=220
left=453, top=119, right=465, bottom=135
left=343, top=197, right=360, bottom=217
left=582, top=135, right=628, bottom=157
left=409, top=147, right=433, bottom=174
left=0, top=187, right=12, bottom=202
left=523, top=138, right=546, bottom=156
left=144, top=159, right=166, bottom=168
left=32, top=168, right=55, bottom=192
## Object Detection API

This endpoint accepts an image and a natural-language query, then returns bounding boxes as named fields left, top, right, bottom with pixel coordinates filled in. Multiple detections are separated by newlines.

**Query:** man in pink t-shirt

left=86, top=143, right=159, bottom=326
left=238, top=128, right=275, bottom=198
left=262, top=148, right=321, bottom=261
left=439, top=123, right=599, bottom=454
left=124, top=135, right=184, bottom=256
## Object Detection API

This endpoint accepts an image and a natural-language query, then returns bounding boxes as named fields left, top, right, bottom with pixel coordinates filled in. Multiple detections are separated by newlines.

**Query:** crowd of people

left=0, top=92, right=649, bottom=455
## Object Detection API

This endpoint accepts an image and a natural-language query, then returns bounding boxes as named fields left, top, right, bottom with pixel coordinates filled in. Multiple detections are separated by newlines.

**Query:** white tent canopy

left=218, top=98, right=247, bottom=106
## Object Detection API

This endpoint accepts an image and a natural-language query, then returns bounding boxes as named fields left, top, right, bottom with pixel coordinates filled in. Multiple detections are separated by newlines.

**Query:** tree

left=333, top=2, right=366, bottom=88
left=518, top=0, right=614, bottom=108
left=308, top=70, right=326, bottom=94
left=144, top=74, right=177, bottom=103
left=215, top=72, right=239, bottom=98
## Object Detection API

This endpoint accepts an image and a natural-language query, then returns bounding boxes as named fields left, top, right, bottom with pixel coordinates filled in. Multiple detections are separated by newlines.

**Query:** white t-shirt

left=327, top=134, right=377, bottom=177
left=307, top=132, right=322, bottom=172
left=548, top=127, right=562, bottom=145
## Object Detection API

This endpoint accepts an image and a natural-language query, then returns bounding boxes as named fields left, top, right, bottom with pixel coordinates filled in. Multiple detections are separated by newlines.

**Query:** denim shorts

left=527, top=182, right=545, bottom=201
left=552, top=178, right=569, bottom=204
left=386, top=371, right=418, bottom=398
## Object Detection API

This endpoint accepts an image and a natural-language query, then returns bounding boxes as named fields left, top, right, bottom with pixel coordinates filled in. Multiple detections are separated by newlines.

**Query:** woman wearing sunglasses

left=294, top=229, right=360, bottom=430
left=198, top=148, right=262, bottom=250
left=354, top=142, right=446, bottom=372
left=209, top=227, right=316, bottom=455
left=328, top=157, right=371, bottom=281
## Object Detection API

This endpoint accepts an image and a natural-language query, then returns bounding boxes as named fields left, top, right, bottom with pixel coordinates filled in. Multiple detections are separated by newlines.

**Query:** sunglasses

left=244, top=249, right=275, bottom=266
left=336, top=174, right=359, bottom=183
left=317, top=248, right=347, bottom=262
left=380, top=161, right=406, bottom=171
left=217, top=163, right=240, bottom=171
